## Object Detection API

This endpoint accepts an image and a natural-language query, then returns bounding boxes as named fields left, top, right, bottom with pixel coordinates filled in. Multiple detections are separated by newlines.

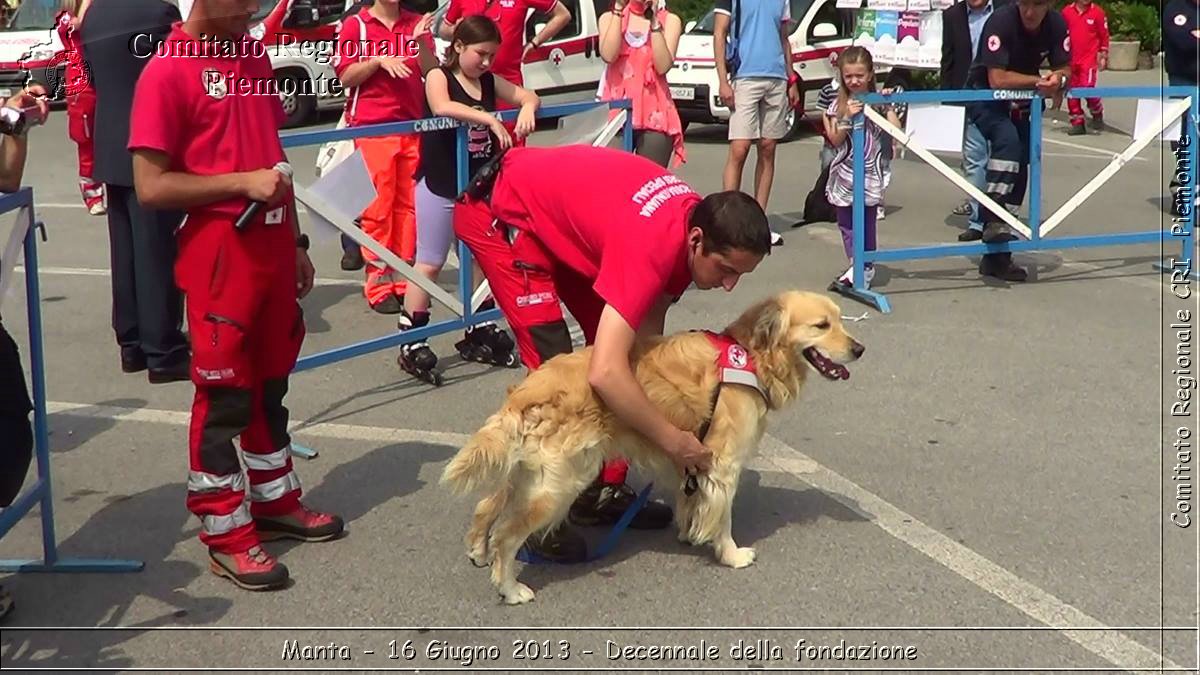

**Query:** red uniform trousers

left=454, top=198, right=629, bottom=485
left=66, top=87, right=103, bottom=206
left=357, top=134, right=420, bottom=306
left=1068, top=63, right=1103, bottom=127
left=176, top=211, right=306, bottom=555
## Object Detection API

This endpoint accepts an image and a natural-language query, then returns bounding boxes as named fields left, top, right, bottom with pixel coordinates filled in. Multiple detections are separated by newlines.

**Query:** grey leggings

left=634, top=130, right=673, bottom=167
left=415, top=178, right=456, bottom=267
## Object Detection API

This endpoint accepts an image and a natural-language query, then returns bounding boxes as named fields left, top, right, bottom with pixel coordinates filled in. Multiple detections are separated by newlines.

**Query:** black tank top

left=417, top=67, right=498, bottom=200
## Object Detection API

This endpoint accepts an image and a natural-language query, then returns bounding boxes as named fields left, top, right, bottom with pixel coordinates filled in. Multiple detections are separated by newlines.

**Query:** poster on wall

left=893, top=11, right=922, bottom=66
left=873, top=11, right=900, bottom=61
left=917, top=11, right=943, bottom=67
left=837, top=0, right=863, bottom=8
left=907, top=0, right=932, bottom=10
left=854, top=9, right=879, bottom=53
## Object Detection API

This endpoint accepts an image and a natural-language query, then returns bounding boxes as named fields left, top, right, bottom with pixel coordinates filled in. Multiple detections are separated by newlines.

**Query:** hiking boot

left=370, top=295, right=403, bottom=315
left=209, top=545, right=289, bottom=591
left=979, top=254, right=1028, bottom=282
left=1067, top=123, right=1087, bottom=136
left=255, top=504, right=345, bottom=543
left=522, top=524, right=587, bottom=563
left=981, top=222, right=1017, bottom=244
left=569, top=482, right=673, bottom=530
left=341, top=247, right=364, bottom=271
left=1090, top=116, right=1105, bottom=132
left=958, top=228, right=983, bottom=242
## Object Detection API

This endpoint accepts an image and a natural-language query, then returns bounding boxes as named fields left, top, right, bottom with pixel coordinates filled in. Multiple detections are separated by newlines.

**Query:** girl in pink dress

left=596, top=0, right=686, bottom=168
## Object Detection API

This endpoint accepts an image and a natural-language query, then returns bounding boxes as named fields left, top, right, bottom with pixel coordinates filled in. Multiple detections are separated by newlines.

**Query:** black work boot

left=979, top=253, right=1028, bottom=282
left=522, top=524, right=587, bottom=563
left=569, top=481, right=673, bottom=530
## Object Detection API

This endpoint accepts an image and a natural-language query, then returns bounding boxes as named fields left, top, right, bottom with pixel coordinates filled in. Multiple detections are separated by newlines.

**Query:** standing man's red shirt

left=333, top=7, right=434, bottom=125
left=488, top=146, right=698, bottom=330
left=128, top=23, right=288, bottom=220
left=444, top=0, right=557, bottom=85
left=1062, top=2, right=1110, bottom=66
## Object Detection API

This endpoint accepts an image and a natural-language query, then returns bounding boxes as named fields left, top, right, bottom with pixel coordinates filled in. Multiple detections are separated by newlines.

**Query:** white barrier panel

left=863, top=104, right=1033, bottom=239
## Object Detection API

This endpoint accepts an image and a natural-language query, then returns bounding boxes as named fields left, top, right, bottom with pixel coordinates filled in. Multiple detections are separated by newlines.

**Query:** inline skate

left=397, top=310, right=443, bottom=386
left=455, top=321, right=520, bottom=368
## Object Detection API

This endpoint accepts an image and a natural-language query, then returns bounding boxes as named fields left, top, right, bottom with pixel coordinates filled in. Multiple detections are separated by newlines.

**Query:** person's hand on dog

left=668, top=429, right=712, bottom=475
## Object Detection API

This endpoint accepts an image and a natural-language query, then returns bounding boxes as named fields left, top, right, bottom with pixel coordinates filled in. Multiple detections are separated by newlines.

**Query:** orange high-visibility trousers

left=356, top=134, right=420, bottom=306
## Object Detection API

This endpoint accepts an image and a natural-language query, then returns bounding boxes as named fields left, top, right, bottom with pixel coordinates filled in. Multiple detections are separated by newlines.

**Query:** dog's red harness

left=702, top=330, right=767, bottom=400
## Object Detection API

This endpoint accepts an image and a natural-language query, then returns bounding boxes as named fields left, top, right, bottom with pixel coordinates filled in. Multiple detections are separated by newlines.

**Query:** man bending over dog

left=456, top=144, right=773, bottom=563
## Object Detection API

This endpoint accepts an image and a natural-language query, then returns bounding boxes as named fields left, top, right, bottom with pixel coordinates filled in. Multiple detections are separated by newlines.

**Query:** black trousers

left=104, top=184, right=188, bottom=369
left=0, top=321, right=32, bottom=507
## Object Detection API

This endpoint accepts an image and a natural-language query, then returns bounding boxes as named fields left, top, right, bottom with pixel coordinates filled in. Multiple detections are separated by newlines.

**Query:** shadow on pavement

left=0, top=483, right=233, bottom=671
left=521, top=469, right=866, bottom=597
left=49, top=398, right=148, bottom=455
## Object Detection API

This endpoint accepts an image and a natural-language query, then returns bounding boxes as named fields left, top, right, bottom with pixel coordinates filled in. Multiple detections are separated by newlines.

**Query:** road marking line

left=45, top=399, right=1177, bottom=671
left=14, top=265, right=361, bottom=288
left=757, top=436, right=1177, bottom=673
left=33, top=203, right=313, bottom=213
left=1043, top=136, right=1150, bottom=162
left=803, top=224, right=1170, bottom=294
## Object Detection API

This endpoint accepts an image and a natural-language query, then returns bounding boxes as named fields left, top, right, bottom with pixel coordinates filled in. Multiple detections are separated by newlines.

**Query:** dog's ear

left=749, top=297, right=788, bottom=351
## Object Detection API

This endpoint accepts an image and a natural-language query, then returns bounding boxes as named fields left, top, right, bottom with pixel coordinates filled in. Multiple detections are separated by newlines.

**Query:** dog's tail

left=440, top=408, right=521, bottom=495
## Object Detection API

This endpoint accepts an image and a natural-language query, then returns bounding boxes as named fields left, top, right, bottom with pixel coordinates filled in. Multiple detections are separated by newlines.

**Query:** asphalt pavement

left=0, top=68, right=1196, bottom=672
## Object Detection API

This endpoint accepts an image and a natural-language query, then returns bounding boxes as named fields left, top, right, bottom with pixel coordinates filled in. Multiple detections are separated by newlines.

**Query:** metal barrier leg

left=830, top=114, right=892, bottom=313
left=0, top=206, right=142, bottom=574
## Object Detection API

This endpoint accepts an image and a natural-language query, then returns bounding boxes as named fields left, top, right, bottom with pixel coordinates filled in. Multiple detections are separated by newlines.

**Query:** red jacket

left=1062, top=2, right=1110, bottom=66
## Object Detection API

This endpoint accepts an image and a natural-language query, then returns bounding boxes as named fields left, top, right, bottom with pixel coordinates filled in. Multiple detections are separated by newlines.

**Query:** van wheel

left=276, top=69, right=316, bottom=129
left=782, top=101, right=805, bottom=141
left=681, top=121, right=690, bottom=134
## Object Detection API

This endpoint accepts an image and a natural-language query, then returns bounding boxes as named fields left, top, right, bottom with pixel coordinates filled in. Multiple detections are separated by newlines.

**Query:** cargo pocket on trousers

left=192, top=314, right=251, bottom=389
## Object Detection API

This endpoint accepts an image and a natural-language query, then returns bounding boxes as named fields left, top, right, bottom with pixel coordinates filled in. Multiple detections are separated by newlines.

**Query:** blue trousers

left=967, top=102, right=1030, bottom=227
left=963, top=120, right=989, bottom=232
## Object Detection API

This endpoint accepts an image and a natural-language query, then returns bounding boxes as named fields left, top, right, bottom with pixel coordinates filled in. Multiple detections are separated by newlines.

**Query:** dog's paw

left=500, top=582, right=535, bottom=605
left=467, top=547, right=490, bottom=568
left=720, top=546, right=757, bottom=569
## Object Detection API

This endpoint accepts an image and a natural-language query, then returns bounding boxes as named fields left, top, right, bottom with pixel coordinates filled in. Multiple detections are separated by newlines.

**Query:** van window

left=528, top=0, right=583, bottom=41
left=803, top=1, right=852, bottom=42
left=4, top=0, right=57, bottom=30
left=688, top=9, right=715, bottom=35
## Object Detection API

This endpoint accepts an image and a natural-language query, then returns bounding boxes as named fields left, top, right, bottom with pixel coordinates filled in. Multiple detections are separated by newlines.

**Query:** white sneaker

left=770, top=230, right=784, bottom=246
left=88, top=202, right=106, bottom=216
left=876, top=205, right=886, bottom=220
left=837, top=264, right=875, bottom=288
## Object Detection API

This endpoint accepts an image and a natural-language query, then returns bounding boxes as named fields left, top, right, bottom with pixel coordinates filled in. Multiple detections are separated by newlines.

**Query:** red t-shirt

left=444, top=0, right=556, bottom=85
left=53, top=11, right=90, bottom=96
left=1062, top=2, right=1109, bottom=65
left=333, top=8, right=433, bottom=126
left=489, top=146, right=697, bottom=330
left=128, top=23, right=288, bottom=220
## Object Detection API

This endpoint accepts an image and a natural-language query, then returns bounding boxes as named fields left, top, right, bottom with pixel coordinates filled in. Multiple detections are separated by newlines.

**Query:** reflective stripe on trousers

left=242, top=446, right=290, bottom=472
left=202, top=502, right=253, bottom=536
left=249, top=471, right=302, bottom=503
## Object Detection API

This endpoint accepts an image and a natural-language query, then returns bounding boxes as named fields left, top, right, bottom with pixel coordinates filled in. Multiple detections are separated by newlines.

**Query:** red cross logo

left=550, top=48, right=565, bottom=66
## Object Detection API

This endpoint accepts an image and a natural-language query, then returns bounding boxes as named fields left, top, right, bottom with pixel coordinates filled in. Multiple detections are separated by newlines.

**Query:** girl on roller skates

left=398, top=15, right=540, bottom=384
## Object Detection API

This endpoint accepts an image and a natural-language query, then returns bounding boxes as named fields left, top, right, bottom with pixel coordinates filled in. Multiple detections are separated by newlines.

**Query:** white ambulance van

left=0, top=0, right=65, bottom=102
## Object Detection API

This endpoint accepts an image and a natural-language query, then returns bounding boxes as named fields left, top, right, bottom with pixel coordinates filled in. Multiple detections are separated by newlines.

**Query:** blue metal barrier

left=0, top=188, right=143, bottom=573
left=280, top=99, right=634, bottom=372
left=834, top=86, right=1198, bottom=313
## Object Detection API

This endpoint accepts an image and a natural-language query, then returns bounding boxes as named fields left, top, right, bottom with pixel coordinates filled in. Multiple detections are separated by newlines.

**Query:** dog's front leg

left=710, top=483, right=756, bottom=569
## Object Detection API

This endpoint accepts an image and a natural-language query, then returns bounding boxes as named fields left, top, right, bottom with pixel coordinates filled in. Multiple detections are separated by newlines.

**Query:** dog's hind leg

left=466, top=488, right=509, bottom=567
left=489, top=488, right=573, bottom=605
left=674, top=490, right=699, bottom=545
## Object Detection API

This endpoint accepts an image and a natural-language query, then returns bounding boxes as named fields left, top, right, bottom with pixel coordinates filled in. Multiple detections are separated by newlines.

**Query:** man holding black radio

left=130, top=0, right=343, bottom=592
left=0, top=84, right=50, bottom=622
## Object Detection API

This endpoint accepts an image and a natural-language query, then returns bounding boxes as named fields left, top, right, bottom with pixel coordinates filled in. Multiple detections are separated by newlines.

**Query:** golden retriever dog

left=440, top=290, right=864, bottom=604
